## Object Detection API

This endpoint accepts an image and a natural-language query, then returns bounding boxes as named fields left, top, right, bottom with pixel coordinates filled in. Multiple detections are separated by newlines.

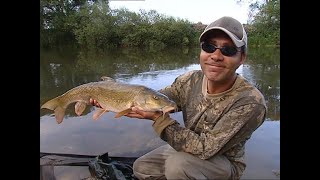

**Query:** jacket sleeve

left=154, top=103, right=266, bottom=160
left=159, top=70, right=198, bottom=110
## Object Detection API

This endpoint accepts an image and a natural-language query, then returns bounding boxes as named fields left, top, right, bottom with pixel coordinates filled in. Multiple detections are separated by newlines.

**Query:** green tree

left=73, top=1, right=118, bottom=50
left=247, top=0, right=280, bottom=46
left=40, top=0, right=109, bottom=48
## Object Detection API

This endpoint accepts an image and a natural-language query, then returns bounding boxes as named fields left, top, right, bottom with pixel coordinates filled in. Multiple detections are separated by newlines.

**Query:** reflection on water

left=40, top=47, right=280, bottom=120
left=40, top=47, right=280, bottom=179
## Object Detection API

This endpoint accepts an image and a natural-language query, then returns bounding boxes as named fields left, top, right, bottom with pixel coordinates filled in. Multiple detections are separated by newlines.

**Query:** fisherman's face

left=199, top=30, right=246, bottom=83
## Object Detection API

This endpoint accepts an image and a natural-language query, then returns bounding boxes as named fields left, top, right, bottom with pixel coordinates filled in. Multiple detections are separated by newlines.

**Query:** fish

left=40, top=76, right=178, bottom=124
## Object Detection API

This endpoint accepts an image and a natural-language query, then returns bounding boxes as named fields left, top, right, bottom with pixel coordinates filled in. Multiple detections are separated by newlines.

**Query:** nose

left=209, top=49, right=224, bottom=61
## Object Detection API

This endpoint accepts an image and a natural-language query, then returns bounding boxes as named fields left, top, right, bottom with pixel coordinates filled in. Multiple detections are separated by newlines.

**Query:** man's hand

left=89, top=98, right=102, bottom=108
left=126, top=107, right=163, bottom=121
left=89, top=98, right=164, bottom=121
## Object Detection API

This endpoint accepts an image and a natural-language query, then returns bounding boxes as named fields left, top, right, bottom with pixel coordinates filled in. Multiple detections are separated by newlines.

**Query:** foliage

left=40, top=0, right=199, bottom=50
left=40, top=0, right=101, bottom=48
left=73, top=1, right=119, bottom=50
left=40, top=0, right=279, bottom=49
left=247, top=0, right=280, bottom=46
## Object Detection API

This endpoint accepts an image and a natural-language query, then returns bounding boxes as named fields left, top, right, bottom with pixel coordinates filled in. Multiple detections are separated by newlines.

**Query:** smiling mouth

left=207, top=65, right=225, bottom=72
left=206, top=63, right=225, bottom=68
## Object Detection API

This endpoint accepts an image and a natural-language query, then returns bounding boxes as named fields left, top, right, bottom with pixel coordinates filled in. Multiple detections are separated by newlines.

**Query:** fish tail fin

left=41, top=98, right=60, bottom=110
left=41, top=97, right=66, bottom=124
left=41, top=99, right=57, bottom=110
left=54, top=106, right=65, bottom=124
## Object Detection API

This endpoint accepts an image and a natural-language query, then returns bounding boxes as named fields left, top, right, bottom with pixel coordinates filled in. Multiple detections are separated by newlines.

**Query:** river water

left=40, top=46, right=280, bottom=179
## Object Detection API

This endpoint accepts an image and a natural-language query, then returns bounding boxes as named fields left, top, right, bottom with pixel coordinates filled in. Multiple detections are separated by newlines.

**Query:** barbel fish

left=41, top=76, right=177, bottom=124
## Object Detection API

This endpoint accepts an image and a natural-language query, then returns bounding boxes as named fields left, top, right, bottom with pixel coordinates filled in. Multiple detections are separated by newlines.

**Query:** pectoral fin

left=114, top=108, right=132, bottom=118
left=75, top=102, right=87, bottom=116
left=93, top=108, right=109, bottom=120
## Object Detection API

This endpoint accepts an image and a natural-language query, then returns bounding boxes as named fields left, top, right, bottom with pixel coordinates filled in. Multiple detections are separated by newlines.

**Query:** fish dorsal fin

left=114, top=108, right=132, bottom=118
left=75, top=102, right=87, bottom=116
left=100, top=76, right=116, bottom=82
left=93, top=108, right=109, bottom=120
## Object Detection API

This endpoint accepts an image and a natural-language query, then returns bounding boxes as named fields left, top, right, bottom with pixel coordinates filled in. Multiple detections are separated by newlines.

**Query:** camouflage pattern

left=154, top=70, right=267, bottom=179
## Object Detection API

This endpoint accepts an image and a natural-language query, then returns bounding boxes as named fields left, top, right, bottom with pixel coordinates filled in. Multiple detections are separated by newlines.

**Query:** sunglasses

left=200, top=42, right=241, bottom=57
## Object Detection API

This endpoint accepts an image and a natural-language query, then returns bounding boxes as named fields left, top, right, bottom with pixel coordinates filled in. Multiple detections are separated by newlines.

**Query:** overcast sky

left=109, top=0, right=251, bottom=24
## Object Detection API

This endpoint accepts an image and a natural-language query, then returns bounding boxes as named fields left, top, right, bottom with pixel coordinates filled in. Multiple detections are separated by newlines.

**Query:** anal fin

left=93, top=108, right=109, bottom=120
left=75, top=102, right=87, bottom=116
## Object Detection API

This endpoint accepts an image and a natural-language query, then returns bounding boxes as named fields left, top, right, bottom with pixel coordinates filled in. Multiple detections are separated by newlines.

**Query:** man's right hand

left=89, top=98, right=102, bottom=108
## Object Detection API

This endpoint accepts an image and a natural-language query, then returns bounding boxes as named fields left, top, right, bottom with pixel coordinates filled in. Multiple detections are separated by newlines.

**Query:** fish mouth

left=162, top=105, right=178, bottom=114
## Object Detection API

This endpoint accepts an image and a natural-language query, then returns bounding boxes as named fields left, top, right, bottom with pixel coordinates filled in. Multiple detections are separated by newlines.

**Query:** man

left=91, top=16, right=267, bottom=180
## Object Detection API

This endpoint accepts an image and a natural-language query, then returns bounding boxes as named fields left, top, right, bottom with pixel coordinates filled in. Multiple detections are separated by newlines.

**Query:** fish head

left=134, top=88, right=178, bottom=114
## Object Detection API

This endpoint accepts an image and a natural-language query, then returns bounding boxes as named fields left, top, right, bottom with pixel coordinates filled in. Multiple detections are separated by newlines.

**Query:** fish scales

left=41, top=77, right=177, bottom=124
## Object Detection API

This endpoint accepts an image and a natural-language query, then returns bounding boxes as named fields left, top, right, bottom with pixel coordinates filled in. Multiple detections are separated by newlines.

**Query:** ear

left=235, top=53, right=247, bottom=70
left=240, top=52, right=247, bottom=64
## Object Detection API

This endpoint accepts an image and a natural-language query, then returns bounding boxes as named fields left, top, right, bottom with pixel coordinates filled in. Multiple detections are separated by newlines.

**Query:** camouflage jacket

left=154, top=70, right=267, bottom=179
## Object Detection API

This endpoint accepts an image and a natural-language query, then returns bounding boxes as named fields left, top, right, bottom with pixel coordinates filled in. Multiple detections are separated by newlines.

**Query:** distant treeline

left=40, top=0, right=279, bottom=50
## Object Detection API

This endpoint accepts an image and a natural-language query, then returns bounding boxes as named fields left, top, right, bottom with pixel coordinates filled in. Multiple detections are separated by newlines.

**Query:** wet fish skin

left=40, top=77, right=177, bottom=124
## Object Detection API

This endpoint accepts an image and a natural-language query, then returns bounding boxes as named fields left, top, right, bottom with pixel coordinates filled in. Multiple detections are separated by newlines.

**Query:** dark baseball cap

left=199, top=16, right=247, bottom=49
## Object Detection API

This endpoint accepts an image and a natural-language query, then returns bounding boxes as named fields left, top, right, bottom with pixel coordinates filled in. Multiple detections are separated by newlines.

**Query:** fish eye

left=153, top=95, right=159, bottom=100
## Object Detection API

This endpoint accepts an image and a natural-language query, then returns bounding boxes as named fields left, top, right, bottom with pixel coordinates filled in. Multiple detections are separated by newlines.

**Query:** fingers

left=89, top=98, right=101, bottom=108
left=129, top=108, right=163, bottom=121
left=126, top=112, right=154, bottom=121
left=125, top=112, right=146, bottom=119
left=125, top=108, right=148, bottom=119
